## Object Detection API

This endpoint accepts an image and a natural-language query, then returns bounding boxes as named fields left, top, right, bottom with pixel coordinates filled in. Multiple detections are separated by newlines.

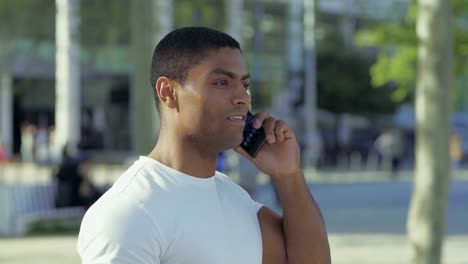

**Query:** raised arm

left=236, top=112, right=331, bottom=264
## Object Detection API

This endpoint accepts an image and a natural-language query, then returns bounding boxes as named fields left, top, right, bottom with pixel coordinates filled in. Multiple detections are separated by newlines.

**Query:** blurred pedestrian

left=20, top=122, right=36, bottom=163
left=93, top=103, right=109, bottom=148
left=48, top=126, right=61, bottom=165
left=35, top=125, right=50, bottom=166
left=54, top=144, right=101, bottom=209
left=0, top=142, right=11, bottom=163
left=375, top=128, right=404, bottom=175
left=54, top=145, right=81, bottom=208
left=76, top=151, right=102, bottom=208
left=450, top=133, right=463, bottom=169
left=216, top=151, right=230, bottom=172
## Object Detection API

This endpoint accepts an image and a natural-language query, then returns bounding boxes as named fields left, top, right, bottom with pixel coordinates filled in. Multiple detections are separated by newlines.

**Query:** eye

left=214, top=80, right=228, bottom=86
left=243, top=82, right=250, bottom=90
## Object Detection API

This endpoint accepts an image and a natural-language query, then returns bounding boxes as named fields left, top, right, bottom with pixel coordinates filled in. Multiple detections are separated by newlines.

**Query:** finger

left=262, top=117, right=277, bottom=144
left=283, top=127, right=295, bottom=140
left=274, top=119, right=288, bottom=142
left=252, top=112, right=270, bottom=129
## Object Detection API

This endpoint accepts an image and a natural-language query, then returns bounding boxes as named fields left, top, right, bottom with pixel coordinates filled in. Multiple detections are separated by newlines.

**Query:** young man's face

left=176, top=47, right=251, bottom=152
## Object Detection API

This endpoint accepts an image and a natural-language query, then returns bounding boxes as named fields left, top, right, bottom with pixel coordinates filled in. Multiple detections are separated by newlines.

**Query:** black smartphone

left=240, top=112, right=266, bottom=158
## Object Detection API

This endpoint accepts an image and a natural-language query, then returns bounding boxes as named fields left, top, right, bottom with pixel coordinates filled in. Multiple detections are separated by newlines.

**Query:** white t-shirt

left=77, top=156, right=264, bottom=264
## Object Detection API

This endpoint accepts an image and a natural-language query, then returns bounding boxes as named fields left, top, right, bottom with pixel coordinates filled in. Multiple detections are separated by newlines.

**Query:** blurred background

left=0, top=0, right=467, bottom=263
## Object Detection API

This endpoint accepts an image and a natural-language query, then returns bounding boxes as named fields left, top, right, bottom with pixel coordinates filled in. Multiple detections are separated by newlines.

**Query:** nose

left=231, top=83, right=251, bottom=106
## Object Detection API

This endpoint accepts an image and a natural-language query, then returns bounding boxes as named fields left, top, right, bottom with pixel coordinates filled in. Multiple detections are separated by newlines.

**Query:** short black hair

left=150, top=27, right=241, bottom=111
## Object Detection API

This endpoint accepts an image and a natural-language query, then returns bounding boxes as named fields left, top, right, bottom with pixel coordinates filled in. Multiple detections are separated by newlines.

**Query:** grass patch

left=27, top=219, right=81, bottom=236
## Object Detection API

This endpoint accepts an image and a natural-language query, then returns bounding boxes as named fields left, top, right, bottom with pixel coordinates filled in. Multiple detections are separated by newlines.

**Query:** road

left=255, top=179, right=468, bottom=234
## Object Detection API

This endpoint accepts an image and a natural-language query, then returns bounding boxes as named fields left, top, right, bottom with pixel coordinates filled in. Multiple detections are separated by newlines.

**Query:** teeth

left=228, top=116, right=243, bottom=121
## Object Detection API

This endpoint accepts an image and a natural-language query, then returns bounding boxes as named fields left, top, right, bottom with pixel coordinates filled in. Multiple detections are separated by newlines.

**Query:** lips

left=226, top=110, right=248, bottom=124
left=227, top=116, right=244, bottom=121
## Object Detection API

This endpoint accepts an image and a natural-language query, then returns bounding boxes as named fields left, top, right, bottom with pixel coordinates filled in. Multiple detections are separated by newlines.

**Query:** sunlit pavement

left=1, top=179, right=467, bottom=263
left=1, top=234, right=467, bottom=264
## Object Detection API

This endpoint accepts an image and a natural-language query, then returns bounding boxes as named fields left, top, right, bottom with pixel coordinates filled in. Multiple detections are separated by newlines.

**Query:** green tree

left=316, top=48, right=396, bottom=115
left=0, top=0, right=55, bottom=41
left=356, top=0, right=468, bottom=104
left=129, top=0, right=174, bottom=155
left=174, top=0, right=223, bottom=29
left=315, top=16, right=397, bottom=115
left=80, top=0, right=129, bottom=47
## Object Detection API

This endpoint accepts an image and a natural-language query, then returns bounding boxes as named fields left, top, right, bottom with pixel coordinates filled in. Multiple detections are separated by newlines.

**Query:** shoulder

left=77, top=158, right=176, bottom=262
left=77, top=192, right=165, bottom=262
left=215, top=171, right=263, bottom=212
left=79, top=158, right=177, bottom=239
left=214, top=172, right=245, bottom=194
left=214, top=171, right=234, bottom=184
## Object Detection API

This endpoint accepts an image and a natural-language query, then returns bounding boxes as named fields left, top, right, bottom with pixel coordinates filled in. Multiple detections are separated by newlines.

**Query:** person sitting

left=54, top=145, right=101, bottom=209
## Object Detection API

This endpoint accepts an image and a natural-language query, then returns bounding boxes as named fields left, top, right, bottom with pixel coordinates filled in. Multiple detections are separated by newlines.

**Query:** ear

left=155, top=76, right=178, bottom=109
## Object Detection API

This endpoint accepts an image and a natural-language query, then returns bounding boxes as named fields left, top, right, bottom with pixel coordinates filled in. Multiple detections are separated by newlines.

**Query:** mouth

left=227, top=115, right=245, bottom=122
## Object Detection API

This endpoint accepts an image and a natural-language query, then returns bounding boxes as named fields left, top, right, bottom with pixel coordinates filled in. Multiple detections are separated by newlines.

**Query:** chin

left=220, top=135, right=243, bottom=151
left=233, top=134, right=244, bottom=146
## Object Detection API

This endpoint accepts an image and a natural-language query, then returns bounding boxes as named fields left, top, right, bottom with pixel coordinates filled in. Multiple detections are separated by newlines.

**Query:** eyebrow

left=209, top=68, right=250, bottom=81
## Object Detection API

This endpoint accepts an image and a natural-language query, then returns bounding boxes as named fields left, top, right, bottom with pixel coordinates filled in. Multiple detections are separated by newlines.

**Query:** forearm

left=273, top=172, right=331, bottom=264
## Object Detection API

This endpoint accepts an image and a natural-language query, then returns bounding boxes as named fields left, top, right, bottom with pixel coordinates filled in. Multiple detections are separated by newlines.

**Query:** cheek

left=197, top=106, right=225, bottom=133
left=182, top=104, right=216, bottom=130
left=180, top=89, right=230, bottom=130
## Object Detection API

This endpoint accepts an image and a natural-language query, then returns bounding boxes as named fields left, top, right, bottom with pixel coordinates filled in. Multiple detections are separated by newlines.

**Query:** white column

left=55, top=0, right=81, bottom=151
left=284, top=0, right=304, bottom=157
left=303, top=0, right=318, bottom=168
left=0, top=72, right=13, bottom=157
left=226, top=0, right=244, bottom=46
left=153, top=0, right=174, bottom=47
left=287, top=0, right=304, bottom=82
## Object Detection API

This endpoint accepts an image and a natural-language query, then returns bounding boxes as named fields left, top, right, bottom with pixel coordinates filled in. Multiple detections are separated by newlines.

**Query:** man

left=77, top=27, right=330, bottom=264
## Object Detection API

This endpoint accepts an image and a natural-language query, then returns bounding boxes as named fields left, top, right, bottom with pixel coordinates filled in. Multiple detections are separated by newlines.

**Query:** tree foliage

left=356, top=0, right=468, bottom=103
left=316, top=17, right=397, bottom=115
left=0, top=0, right=55, bottom=40
left=317, top=48, right=396, bottom=115
left=80, top=0, right=130, bottom=47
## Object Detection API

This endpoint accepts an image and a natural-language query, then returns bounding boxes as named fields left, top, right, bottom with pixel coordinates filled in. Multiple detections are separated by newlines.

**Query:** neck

left=147, top=129, right=219, bottom=178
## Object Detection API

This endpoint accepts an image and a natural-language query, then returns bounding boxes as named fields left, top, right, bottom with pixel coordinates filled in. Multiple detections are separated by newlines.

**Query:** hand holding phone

left=239, top=112, right=266, bottom=158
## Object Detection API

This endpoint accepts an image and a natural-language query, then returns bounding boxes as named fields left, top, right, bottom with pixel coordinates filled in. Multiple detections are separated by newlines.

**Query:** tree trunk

left=130, top=0, right=172, bottom=155
left=407, top=0, right=453, bottom=263
left=55, top=0, right=81, bottom=151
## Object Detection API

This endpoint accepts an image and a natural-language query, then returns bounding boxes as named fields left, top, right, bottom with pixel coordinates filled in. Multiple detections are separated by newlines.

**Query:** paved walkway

left=1, top=234, right=467, bottom=264
left=1, top=167, right=467, bottom=263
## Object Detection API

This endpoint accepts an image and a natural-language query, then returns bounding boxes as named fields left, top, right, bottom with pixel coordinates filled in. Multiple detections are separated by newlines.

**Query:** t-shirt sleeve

left=242, top=190, right=264, bottom=216
left=250, top=199, right=264, bottom=214
left=218, top=172, right=264, bottom=214
left=77, top=194, right=163, bottom=264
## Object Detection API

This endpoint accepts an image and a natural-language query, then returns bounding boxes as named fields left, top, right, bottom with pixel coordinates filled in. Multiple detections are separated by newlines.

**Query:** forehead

left=190, top=47, right=248, bottom=78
